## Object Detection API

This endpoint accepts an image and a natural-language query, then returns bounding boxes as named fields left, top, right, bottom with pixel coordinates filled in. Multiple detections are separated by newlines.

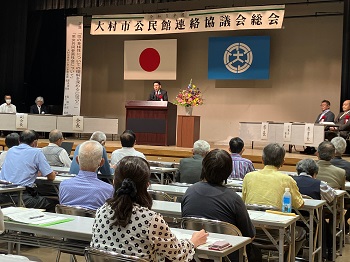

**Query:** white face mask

left=5, top=99, right=11, bottom=104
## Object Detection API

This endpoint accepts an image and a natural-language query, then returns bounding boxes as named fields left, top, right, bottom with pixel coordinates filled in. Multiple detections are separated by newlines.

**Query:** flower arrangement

left=175, top=79, right=204, bottom=107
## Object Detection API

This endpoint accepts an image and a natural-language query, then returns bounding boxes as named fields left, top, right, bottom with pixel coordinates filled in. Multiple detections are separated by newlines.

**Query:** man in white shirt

left=41, top=129, right=72, bottom=167
left=111, top=130, right=145, bottom=166
left=0, top=95, right=16, bottom=113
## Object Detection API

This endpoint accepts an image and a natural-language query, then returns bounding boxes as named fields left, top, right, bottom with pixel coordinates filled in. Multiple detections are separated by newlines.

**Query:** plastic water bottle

left=282, top=188, right=292, bottom=213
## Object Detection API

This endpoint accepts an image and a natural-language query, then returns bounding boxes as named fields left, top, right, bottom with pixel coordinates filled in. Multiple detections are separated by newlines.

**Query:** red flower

left=159, top=95, right=163, bottom=99
left=321, top=115, right=326, bottom=119
left=346, top=115, right=350, bottom=119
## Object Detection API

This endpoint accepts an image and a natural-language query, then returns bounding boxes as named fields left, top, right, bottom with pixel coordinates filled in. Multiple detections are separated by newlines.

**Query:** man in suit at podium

left=148, top=81, right=168, bottom=101
left=30, top=96, right=48, bottom=114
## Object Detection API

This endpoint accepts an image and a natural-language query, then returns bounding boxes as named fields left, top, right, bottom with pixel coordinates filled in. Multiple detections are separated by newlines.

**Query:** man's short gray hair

left=49, top=129, right=63, bottom=143
left=331, top=137, right=347, bottom=156
left=193, top=140, right=210, bottom=156
left=90, top=131, right=107, bottom=144
left=262, top=143, right=285, bottom=168
left=296, top=158, right=319, bottom=175
left=78, top=140, right=103, bottom=171
left=317, top=141, right=335, bottom=161
left=35, top=96, right=44, bottom=103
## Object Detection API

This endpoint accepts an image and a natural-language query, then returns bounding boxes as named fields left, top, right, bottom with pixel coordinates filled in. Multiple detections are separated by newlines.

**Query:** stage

left=0, top=137, right=326, bottom=172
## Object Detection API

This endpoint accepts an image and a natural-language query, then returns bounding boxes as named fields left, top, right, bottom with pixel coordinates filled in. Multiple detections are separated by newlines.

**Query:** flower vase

left=185, top=106, right=193, bottom=116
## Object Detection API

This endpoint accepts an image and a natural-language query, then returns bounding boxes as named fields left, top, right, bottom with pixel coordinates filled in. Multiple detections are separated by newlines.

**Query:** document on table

left=2, top=207, right=73, bottom=225
left=171, top=229, right=224, bottom=248
left=248, top=210, right=295, bottom=222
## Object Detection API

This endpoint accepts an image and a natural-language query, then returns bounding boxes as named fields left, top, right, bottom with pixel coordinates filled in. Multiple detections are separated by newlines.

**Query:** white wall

left=80, top=2, right=343, bottom=143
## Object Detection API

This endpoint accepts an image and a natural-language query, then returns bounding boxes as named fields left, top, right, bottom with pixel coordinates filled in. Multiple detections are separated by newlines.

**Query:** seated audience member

left=41, top=129, right=71, bottom=167
left=242, top=143, right=304, bottom=210
left=316, top=141, right=346, bottom=189
left=182, top=149, right=256, bottom=262
left=294, top=159, right=335, bottom=202
left=70, top=131, right=115, bottom=176
left=110, top=130, right=145, bottom=166
left=179, top=140, right=210, bottom=184
left=0, top=133, right=19, bottom=168
left=330, top=136, right=350, bottom=181
left=228, top=137, right=254, bottom=179
left=59, top=140, right=113, bottom=210
left=323, top=138, right=350, bottom=234
left=90, top=156, right=208, bottom=261
left=30, top=96, right=48, bottom=114
left=293, top=158, right=335, bottom=259
left=0, top=130, right=57, bottom=211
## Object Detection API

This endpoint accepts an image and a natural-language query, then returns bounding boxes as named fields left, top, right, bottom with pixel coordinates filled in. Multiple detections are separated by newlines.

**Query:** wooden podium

left=125, top=101, right=177, bottom=146
left=176, top=115, right=200, bottom=148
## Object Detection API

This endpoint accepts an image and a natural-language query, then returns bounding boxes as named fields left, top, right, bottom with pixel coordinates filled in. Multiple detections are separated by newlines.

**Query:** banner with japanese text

left=90, top=5, right=285, bottom=35
left=63, top=16, right=83, bottom=116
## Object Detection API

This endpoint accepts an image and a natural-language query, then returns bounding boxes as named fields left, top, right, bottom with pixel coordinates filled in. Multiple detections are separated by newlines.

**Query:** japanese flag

left=124, top=39, right=177, bottom=80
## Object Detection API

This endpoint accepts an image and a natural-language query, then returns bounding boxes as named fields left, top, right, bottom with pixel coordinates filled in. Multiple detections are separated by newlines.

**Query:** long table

left=239, top=122, right=325, bottom=148
left=326, top=190, right=346, bottom=261
left=150, top=185, right=326, bottom=262
left=152, top=200, right=299, bottom=262
left=0, top=186, right=25, bottom=207
left=1, top=213, right=252, bottom=262
left=45, top=166, right=179, bottom=186
left=0, top=113, right=118, bottom=135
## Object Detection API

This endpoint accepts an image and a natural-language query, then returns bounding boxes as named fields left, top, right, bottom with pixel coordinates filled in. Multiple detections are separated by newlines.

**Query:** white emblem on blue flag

left=224, top=43, right=253, bottom=74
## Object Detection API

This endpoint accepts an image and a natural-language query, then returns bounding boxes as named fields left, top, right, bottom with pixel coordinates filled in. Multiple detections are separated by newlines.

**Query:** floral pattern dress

left=91, top=203, right=195, bottom=261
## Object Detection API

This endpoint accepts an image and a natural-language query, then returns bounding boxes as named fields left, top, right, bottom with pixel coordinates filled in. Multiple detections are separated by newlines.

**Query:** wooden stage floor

left=0, top=137, right=332, bottom=172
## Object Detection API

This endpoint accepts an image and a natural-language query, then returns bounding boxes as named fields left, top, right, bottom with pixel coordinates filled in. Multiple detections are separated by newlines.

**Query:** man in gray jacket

left=178, top=140, right=210, bottom=184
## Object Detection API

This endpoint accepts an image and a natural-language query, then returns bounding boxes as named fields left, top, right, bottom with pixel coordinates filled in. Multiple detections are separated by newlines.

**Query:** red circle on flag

left=139, top=48, right=160, bottom=72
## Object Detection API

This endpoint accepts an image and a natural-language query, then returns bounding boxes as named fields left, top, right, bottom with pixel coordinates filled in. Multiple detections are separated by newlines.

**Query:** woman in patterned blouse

left=90, top=156, right=208, bottom=261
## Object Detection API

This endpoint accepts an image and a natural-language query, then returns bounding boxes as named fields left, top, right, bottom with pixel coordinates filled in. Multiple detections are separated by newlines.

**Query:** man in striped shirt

left=228, top=137, right=254, bottom=179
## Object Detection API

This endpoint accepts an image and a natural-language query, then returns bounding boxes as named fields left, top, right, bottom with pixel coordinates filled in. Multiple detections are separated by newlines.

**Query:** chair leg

left=56, top=250, right=61, bottom=262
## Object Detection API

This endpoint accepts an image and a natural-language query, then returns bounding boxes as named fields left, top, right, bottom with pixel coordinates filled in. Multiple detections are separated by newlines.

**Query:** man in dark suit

left=302, top=100, right=335, bottom=154
left=178, top=140, right=210, bottom=184
left=30, top=96, right=48, bottom=114
left=330, top=100, right=350, bottom=138
left=148, top=81, right=168, bottom=101
left=315, top=99, right=335, bottom=123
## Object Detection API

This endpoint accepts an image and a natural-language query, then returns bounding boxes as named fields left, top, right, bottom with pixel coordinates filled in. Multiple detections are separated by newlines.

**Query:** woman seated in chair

left=90, top=156, right=208, bottom=261
left=293, top=158, right=336, bottom=260
left=181, top=149, right=258, bottom=262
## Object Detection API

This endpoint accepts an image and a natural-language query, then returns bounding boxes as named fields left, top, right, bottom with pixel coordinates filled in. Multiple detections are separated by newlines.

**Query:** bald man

left=330, top=100, right=350, bottom=138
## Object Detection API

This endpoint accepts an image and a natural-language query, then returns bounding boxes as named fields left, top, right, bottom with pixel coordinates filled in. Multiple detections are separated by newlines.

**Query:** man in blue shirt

left=59, top=140, right=113, bottom=210
left=0, top=130, right=57, bottom=212
left=229, top=137, right=254, bottom=179
left=70, top=131, right=115, bottom=176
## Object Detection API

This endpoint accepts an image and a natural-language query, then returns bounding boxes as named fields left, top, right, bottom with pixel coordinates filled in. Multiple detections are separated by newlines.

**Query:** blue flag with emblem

left=208, top=36, right=270, bottom=80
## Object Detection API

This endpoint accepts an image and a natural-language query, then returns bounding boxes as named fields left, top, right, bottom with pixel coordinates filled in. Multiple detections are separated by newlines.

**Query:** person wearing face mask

left=0, top=95, right=16, bottom=113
